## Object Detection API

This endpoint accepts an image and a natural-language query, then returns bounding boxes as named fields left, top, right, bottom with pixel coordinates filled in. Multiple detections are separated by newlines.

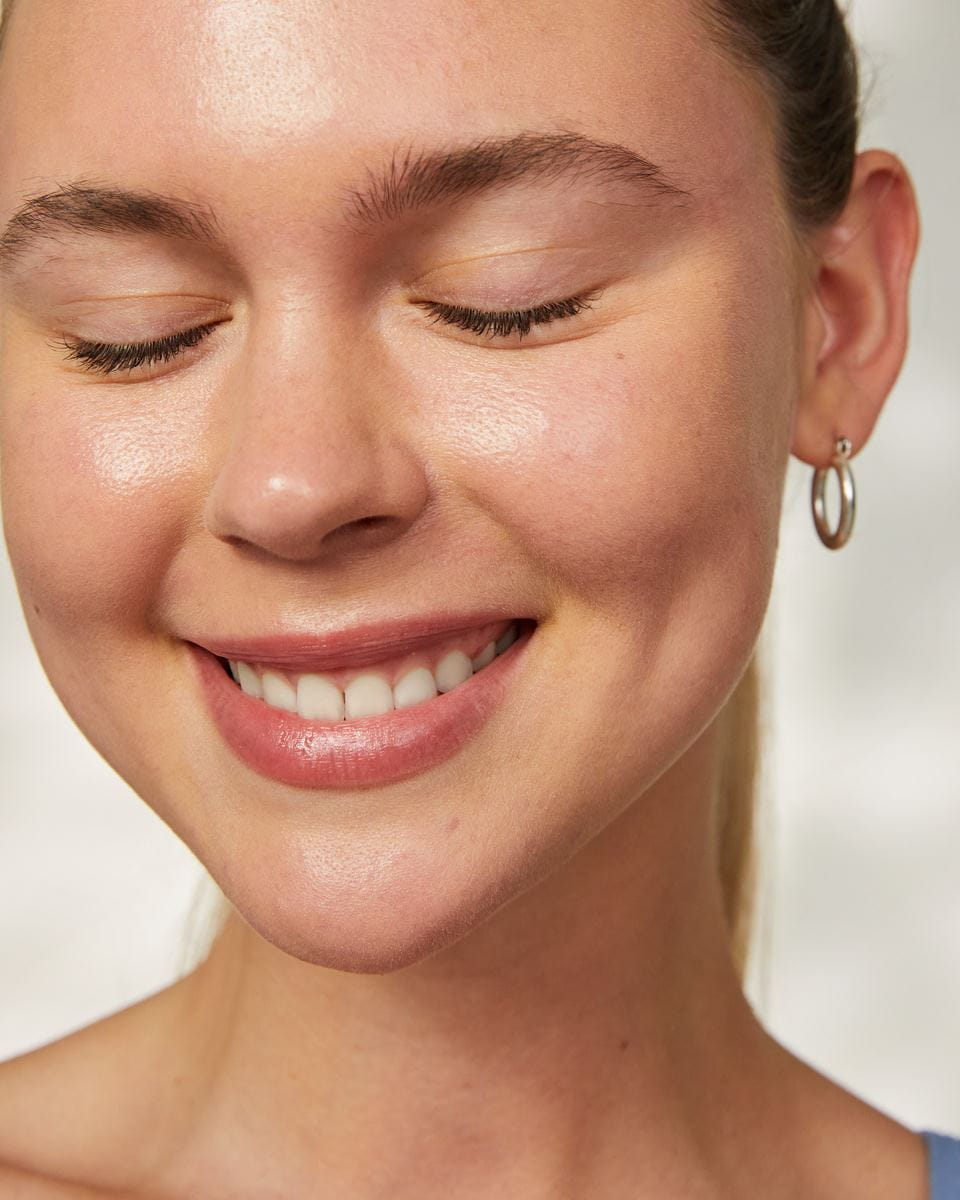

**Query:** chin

left=212, top=845, right=517, bottom=976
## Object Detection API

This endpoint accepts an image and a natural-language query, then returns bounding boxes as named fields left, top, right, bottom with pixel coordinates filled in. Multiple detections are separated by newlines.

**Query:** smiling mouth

left=215, top=618, right=534, bottom=723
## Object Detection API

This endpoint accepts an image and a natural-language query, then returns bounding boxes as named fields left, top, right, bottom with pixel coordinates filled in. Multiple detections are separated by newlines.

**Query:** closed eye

left=49, top=286, right=601, bottom=378
left=413, top=290, right=602, bottom=342
left=49, top=321, right=223, bottom=377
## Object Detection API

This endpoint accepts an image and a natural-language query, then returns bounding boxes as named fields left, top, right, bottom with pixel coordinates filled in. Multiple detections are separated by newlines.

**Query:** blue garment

left=922, top=1130, right=960, bottom=1199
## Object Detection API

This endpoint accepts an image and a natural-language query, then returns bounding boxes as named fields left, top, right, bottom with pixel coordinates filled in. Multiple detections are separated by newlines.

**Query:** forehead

left=0, top=0, right=776, bottom=233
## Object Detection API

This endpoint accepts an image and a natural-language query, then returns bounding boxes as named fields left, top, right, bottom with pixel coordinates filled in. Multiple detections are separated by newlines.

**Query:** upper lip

left=189, top=612, right=530, bottom=673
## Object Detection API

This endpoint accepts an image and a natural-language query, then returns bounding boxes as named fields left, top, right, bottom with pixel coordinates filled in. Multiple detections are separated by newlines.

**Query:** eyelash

left=53, top=291, right=600, bottom=377
left=52, top=322, right=222, bottom=377
left=413, top=291, right=600, bottom=340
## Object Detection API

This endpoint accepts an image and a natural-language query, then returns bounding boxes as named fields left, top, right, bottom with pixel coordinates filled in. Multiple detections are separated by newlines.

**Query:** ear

left=792, top=149, right=921, bottom=467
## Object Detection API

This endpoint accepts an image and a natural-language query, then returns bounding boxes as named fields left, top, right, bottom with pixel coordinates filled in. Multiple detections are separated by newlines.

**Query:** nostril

left=327, top=514, right=394, bottom=543
left=290, top=514, right=404, bottom=562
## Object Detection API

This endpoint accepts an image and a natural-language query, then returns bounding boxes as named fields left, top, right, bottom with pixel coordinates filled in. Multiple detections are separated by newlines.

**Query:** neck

left=153, top=726, right=784, bottom=1197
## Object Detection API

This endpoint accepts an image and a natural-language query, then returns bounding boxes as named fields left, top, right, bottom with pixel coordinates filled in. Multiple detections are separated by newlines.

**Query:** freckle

left=615, top=351, right=625, bottom=361
left=619, top=1039, right=629, bottom=1051
left=32, top=604, right=41, bottom=616
left=445, top=816, right=460, bottom=834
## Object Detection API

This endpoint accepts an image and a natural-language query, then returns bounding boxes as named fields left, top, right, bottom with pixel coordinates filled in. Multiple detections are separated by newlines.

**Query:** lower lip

left=187, top=624, right=534, bottom=790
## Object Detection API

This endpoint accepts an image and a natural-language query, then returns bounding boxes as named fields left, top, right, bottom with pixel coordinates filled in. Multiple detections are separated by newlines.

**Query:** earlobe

left=791, top=149, right=921, bottom=469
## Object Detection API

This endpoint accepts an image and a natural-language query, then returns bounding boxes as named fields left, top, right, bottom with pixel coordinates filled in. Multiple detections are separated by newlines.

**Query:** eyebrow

left=341, top=130, right=691, bottom=227
left=0, top=130, right=690, bottom=275
left=0, top=180, right=227, bottom=276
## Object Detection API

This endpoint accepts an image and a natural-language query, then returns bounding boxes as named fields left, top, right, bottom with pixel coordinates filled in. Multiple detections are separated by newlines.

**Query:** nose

left=203, top=316, right=430, bottom=563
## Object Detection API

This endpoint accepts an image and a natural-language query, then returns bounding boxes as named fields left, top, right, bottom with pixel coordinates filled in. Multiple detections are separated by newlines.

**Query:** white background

left=1, top=0, right=958, bottom=1134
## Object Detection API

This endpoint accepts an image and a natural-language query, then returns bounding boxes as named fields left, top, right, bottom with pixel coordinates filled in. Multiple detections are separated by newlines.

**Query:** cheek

left=417, top=297, right=793, bottom=635
left=0, top=368, right=207, bottom=695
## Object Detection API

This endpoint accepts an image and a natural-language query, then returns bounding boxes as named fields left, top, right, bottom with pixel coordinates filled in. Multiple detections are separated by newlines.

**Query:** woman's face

left=0, top=0, right=800, bottom=968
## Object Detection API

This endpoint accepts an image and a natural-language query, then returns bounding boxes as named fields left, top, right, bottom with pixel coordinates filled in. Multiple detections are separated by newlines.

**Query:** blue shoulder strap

left=922, top=1130, right=960, bottom=1199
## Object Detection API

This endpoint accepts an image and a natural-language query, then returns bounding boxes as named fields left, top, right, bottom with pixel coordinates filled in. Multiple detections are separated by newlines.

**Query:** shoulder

left=0, top=980, right=194, bottom=1197
left=762, top=1038, right=931, bottom=1200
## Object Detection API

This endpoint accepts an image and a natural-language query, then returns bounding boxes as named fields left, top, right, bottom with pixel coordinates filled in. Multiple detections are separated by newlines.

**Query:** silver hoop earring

left=811, top=436, right=856, bottom=550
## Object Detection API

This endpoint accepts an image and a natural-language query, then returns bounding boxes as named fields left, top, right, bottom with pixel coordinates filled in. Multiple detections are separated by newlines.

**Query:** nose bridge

left=203, top=301, right=428, bottom=561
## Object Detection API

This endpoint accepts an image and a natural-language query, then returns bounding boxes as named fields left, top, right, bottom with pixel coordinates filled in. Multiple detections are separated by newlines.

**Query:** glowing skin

left=0, top=0, right=921, bottom=1196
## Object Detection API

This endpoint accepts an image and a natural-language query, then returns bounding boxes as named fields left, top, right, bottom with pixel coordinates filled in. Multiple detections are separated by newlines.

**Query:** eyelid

left=48, top=319, right=224, bottom=378
left=413, top=288, right=603, bottom=343
left=46, top=283, right=603, bottom=377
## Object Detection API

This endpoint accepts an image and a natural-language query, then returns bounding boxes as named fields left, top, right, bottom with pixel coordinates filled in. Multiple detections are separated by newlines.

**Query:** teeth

left=471, top=641, right=496, bottom=671
left=495, top=624, right=518, bottom=654
left=262, top=670, right=297, bottom=712
left=434, top=649, right=473, bottom=694
left=393, top=666, right=438, bottom=710
left=344, top=673, right=395, bottom=720
left=227, top=619, right=525, bottom=721
left=297, top=673, right=345, bottom=721
left=236, top=661, right=263, bottom=699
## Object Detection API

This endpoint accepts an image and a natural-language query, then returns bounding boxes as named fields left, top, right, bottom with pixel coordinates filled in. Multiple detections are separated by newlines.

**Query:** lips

left=186, top=616, right=537, bottom=789
left=191, top=611, right=530, bottom=674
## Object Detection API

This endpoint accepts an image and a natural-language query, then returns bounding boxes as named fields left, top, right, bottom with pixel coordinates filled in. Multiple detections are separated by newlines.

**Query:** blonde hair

left=715, top=657, right=762, bottom=977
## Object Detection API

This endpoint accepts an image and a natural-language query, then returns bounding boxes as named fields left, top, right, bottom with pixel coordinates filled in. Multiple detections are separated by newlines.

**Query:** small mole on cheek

left=615, top=351, right=625, bottom=361
left=619, top=1038, right=630, bottom=1051
left=33, top=604, right=41, bottom=616
left=445, top=816, right=460, bottom=834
